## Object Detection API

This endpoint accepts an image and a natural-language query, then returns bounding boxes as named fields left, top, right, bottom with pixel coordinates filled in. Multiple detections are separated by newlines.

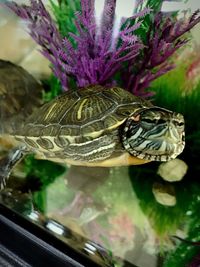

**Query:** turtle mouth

left=130, top=136, right=185, bottom=162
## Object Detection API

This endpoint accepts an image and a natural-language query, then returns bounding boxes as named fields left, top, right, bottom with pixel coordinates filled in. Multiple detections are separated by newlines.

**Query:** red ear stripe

left=131, top=115, right=140, bottom=122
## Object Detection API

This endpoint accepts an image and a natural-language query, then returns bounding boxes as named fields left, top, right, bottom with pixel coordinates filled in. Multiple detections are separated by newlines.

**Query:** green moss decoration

left=24, top=155, right=66, bottom=190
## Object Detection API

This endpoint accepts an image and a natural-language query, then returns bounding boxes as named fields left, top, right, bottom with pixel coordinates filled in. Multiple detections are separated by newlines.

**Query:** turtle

left=0, top=63, right=185, bottom=189
left=0, top=59, right=43, bottom=188
left=0, top=60, right=43, bottom=136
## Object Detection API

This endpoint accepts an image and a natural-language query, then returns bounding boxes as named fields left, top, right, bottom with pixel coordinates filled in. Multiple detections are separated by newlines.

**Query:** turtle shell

left=0, top=60, right=43, bottom=135
left=13, top=85, right=151, bottom=165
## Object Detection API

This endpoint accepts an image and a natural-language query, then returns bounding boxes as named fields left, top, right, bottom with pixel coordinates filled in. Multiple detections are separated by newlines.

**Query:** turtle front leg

left=0, top=146, right=27, bottom=190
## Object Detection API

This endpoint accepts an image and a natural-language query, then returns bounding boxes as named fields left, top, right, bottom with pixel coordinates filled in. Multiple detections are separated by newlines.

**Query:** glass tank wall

left=0, top=1, right=200, bottom=267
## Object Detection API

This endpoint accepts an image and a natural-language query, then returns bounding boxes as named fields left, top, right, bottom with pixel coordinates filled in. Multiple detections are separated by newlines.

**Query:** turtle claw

left=0, top=146, right=26, bottom=191
left=0, top=174, right=8, bottom=190
left=0, top=158, right=11, bottom=190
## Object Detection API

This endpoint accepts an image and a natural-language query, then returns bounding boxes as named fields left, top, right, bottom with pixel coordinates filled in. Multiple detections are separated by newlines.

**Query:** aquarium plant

left=2, top=0, right=200, bottom=98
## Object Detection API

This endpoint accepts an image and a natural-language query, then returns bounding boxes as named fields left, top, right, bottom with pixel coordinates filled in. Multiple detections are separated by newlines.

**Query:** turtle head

left=122, top=107, right=185, bottom=161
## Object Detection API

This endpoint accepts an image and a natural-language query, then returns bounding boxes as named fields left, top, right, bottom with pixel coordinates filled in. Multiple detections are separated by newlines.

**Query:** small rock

left=152, top=182, right=176, bottom=206
left=157, top=158, right=188, bottom=182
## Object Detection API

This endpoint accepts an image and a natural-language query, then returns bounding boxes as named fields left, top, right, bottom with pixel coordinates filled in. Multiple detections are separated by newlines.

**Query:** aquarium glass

left=1, top=1, right=200, bottom=267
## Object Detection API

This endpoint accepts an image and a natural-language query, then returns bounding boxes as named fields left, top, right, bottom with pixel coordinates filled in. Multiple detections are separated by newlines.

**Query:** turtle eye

left=141, top=118, right=157, bottom=124
left=157, top=119, right=166, bottom=125
left=142, top=118, right=166, bottom=125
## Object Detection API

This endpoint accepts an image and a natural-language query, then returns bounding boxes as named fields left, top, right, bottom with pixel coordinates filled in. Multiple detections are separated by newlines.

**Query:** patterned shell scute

left=103, top=87, right=145, bottom=105
left=31, top=91, right=78, bottom=125
left=21, top=85, right=149, bottom=140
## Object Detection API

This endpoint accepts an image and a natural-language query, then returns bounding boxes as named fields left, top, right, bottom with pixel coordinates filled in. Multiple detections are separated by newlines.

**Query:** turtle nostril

left=172, top=120, right=184, bottom=127
left=178, top=122, right=184, bottom=127
left=141, top=118, right=157, bottom=124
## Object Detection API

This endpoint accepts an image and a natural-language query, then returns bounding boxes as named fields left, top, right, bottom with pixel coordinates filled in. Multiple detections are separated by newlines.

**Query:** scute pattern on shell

left=16, top=85, right=151, bottom=139
left=12, top=85, right=153, bottom=165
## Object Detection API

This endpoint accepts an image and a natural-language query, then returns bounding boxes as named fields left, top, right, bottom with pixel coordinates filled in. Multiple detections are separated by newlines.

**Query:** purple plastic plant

left=2, top=0, right=200, bottom=97
left=189, top=253, right=200, bottom=267
left=3, top=0, right=150, bottom=91
left=122, top=9, right=200, bottom=96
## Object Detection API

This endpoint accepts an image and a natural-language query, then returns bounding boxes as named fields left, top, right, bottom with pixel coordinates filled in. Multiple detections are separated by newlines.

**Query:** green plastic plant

left=49, top=0, right=80, bottom=36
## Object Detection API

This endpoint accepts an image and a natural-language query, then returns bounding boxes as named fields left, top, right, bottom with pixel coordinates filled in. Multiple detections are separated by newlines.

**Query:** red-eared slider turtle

left=0, top=69, right=185, bottom=189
